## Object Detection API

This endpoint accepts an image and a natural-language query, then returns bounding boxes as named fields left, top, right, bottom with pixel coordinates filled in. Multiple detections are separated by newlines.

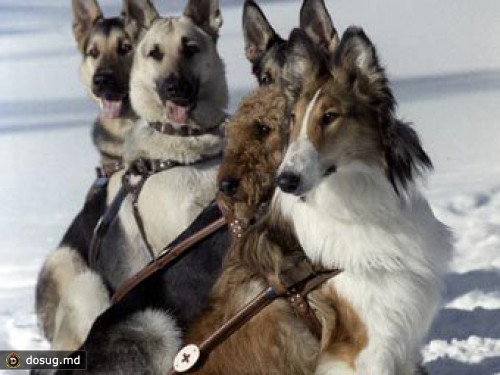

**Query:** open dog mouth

left=98, top=94, right=128, bottom=119
left=99, top=99, right=122, bottom=119
left=158, top=75, right=200, bottom=125
left=164, top=99, right=191, bottom=125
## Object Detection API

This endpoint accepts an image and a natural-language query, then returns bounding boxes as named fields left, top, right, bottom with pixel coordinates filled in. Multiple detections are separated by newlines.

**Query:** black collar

left=149, top=122, right=222, bottom=137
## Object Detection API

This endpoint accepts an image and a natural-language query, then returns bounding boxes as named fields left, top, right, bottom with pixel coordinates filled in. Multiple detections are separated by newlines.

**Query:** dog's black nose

left=160, top=74, right=194, bottom=104
left=277, top=172, right=301, bottom=194
left=93, top=71, right=117, bottom=91
left=219, top=178, right=240, bottom=197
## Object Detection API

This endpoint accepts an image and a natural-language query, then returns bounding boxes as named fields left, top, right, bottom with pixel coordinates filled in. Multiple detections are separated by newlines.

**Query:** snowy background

left=0, top=0, right=499, bottom=374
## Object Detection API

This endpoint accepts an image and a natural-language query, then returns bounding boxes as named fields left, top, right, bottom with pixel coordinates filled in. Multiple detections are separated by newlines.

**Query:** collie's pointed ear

left=243, top=0, right=278, bottom=63
left=184, top=0, right=223, bottom=40
left=333, top=26, right=385, bottom=82
left=384, top=120, right=433, bottom=194
left=334, top=27, right=395, bottom=120
left=72, top=0, right=103, bottom=51
left=122, top=0, right=158, bottom=36
left=282, top=28, right=325, bottom=102
left=300, top=0, right=339, bottom=56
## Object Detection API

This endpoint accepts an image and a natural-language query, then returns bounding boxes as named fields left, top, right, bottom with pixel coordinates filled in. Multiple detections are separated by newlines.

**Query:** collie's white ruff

left=277, top=165, right=452, bottom=374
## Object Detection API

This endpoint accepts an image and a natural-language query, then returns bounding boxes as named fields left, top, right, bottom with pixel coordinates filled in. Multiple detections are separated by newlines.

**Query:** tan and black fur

left=73, top=0, right=140, bottom=163
left=242, top=0, right=338, bottom=87
left=99, top=0, right=228, bottom=292
left=52, top=85, right=289, bottom=375
left=37, top=0, right=228, bottom=353
left=34, top=0, right=153, bottom=352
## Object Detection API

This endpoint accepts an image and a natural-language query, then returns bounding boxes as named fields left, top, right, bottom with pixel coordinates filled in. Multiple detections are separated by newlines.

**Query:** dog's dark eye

left=260, top=72, right=272, bottom=86
left=256, top=121, right=271, bottom=138
left=87, top=47, right=100, bottom=59
left=148, top=45, right=164, bottom=61
left=321, top=111, right=340, bottom=127
left=117, top=41, right=133, bottom=56
left=182, top=38, right=200, bottom=58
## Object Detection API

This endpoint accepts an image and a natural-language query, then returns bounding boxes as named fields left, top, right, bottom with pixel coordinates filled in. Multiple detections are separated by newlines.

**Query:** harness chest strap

left=169, top=267, right=341, bottom=374
left=88, top=154, right=221, bottom=270
left=111, top=214, right=227, bottom=304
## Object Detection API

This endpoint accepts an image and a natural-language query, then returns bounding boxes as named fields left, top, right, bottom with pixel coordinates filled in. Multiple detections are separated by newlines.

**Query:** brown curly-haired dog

left=183, top=85, right=367, bottom=374
left=217, top=84, right=288, bottom=225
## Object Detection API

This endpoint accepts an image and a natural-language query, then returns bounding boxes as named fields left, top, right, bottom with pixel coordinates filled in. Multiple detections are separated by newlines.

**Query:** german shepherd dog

left=272, top=27, right=452, bottom=374
left=73, top=0, right=139, bottom=163
left=34, top=0, right=150, bottom=352
left=53, top=85, right=288, bottom=375
left=242, top=0, right=338, bottom=88
left=98, top=0, right=228, bottom=290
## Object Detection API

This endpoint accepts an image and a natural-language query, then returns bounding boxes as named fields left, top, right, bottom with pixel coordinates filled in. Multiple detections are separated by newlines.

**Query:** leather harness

left=83, top=120, right=340, bottom=372
left=87, top=153, right=221, bottom=269
left=104, top=189, right=340, bottom=374
left=168, top=250, right=341, bottom=374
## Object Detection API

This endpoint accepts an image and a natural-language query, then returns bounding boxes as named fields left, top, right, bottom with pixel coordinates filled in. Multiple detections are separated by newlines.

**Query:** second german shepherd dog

left=99, top=0, right=228, bottom=289
left=73, top=0, right=140, bottom=163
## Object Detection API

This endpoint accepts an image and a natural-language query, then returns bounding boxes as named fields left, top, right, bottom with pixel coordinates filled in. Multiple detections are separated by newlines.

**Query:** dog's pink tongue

left=165, top=101, right=189, bottom=124
left=100, top=100, right=122, bottom=119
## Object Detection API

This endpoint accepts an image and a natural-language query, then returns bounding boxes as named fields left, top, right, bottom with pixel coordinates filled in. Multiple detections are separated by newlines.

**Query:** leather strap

left=85, top=162, right=125, bottom=202
left=268, top=254, right=335, bottom=339
left=130, top=177, right=156, bottom=261
left=88, top=185, right=128, bottom=267
left=96, top=161, right=124, bottom=178
left=111, top=215, right=227, bottom=304
left=169, top=265, right=341, bottom=374
left=87, top=154, right=220, bottom=271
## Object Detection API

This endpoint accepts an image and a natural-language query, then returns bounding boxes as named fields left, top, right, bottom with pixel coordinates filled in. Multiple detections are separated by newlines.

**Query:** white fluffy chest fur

left=277, top=170, right=453, bottom=374
left=107, top=161, right=218, bottom=254
left=137, top=162, right=218, bottom=250
left=106, top=119, right=224, bottom=254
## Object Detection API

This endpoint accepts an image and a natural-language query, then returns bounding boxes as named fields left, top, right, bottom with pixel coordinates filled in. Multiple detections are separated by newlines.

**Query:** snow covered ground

left=0, top=0, right=499, bottom=373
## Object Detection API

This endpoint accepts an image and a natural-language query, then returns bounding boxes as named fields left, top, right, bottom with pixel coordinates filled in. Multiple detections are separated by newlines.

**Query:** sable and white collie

left=275, top=27, right=453, bottom=374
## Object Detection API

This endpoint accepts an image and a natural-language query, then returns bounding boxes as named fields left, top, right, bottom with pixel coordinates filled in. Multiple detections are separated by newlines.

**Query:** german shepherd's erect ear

left=300, top=0, right=339, bottom=56
left=333, top=27, right=432, bottom=193
left=282, top=28, right=327, bottom=104
left=72, top=0, right=103, bottom=52
left=122, top=0, right=159, bottom=37
left=184, top=0, right=223, bottom=40
left=242, top=0, right=279, bottom=63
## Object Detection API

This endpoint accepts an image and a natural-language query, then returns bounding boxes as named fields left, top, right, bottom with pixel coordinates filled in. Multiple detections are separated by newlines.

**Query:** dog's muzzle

left=158, top=74, right=198, bottom=107
left=92, top=70, right=127, bottom=101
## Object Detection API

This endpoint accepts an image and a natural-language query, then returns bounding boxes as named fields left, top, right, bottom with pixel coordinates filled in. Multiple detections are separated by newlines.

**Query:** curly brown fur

left=184, top=207, right=367, bottom=374
left=185, top=85, right=368, bottom=374
left=217, top=85, right=287, bottom=225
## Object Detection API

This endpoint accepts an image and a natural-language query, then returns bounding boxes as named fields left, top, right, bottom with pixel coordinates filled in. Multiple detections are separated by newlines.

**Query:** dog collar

left=149, top=122, right=222, bottom=137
